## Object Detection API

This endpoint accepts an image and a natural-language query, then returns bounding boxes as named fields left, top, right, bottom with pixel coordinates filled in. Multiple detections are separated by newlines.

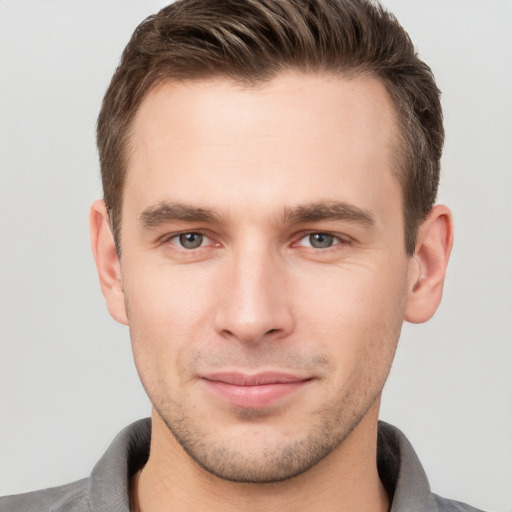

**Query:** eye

left=173, top=232, right=208, bottom=249
left=297, top=233, right=342, bottom=249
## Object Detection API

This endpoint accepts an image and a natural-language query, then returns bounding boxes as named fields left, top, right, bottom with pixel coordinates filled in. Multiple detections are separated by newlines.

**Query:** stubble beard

left=152, top=381, right=383, bottom=484
left=128, top=295, right=404, bottom=485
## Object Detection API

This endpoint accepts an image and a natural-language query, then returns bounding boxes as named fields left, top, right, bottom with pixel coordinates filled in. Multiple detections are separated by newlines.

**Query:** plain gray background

left=0, top=1, right=511, bottom=510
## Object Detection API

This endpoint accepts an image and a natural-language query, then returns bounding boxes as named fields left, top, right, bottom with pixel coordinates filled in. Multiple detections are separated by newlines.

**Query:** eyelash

left=160, top=230, right=351, bottom=252
left=160, top=230, right=214, bottom=249
left=294, top=231, right=351, bottom=250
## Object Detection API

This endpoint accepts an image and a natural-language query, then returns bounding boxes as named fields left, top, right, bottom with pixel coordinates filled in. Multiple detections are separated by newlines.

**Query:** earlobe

left=89, top=200, right=128, bottom=325
left=405, top=205, right=454, bottom=324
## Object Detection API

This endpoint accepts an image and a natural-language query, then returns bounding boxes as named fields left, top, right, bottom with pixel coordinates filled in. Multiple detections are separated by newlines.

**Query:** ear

left=89, top=200, right=128, bottom=325
left=405, top=204, right=454, bottom=324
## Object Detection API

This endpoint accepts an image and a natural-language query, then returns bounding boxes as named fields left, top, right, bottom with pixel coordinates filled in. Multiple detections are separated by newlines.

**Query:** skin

left=91, top=72, right=453, bottom=512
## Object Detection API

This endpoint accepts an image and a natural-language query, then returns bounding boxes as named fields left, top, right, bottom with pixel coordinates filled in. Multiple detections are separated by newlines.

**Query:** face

left=116, top=73, right=415, bottom=482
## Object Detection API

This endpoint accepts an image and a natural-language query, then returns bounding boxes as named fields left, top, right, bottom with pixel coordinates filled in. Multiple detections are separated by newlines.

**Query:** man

left=0, top=0, right=486, bottom=510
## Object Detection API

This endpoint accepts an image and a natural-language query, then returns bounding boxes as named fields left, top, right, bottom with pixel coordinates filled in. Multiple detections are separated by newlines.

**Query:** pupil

left=310, top=233, right=333, bottom=248
left=179, top=233, right=203, bottom=249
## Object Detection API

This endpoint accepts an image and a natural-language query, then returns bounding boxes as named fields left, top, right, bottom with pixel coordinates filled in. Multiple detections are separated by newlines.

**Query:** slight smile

left=202, top=372, right=314, bottom=409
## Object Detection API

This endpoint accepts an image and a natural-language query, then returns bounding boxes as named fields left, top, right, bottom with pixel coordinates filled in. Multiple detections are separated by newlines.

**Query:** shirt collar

left=88, top=418, right=438, bottom=511
left=377, top=421, right=439, bottom=512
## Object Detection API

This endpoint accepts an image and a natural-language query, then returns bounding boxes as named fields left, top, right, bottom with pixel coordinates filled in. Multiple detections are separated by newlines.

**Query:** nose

left=214, top=243, right=295, bottom=345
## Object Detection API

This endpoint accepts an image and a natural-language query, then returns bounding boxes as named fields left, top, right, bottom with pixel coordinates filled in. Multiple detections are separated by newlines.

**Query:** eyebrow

left=139, top=200, right=375, bottom=229
left=139, top=201, right=223, bottom=227
left=280, top=201, right=375, bottom=226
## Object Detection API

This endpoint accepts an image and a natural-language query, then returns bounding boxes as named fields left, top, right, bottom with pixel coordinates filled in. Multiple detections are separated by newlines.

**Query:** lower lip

left=203, top=379, right=310, bottom=409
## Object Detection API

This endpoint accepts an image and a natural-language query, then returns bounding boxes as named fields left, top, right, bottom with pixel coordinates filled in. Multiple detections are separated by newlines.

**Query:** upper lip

left=202, top=372, right=311, bottom=386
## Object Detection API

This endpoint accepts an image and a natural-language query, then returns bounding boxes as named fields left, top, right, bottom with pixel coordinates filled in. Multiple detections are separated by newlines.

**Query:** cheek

left=299, top=267, right=406, bottom=412
left=123, top=266, right=217, bottom=389
left=293, top=260, right=408, bottom=363
left=125, top=260, right=218, bottom=329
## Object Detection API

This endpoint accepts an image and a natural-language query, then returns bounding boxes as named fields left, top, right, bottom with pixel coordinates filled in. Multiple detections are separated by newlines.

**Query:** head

left=91, top=0, right=453, bottom=485
left=97, top=0, right=444, bottom=257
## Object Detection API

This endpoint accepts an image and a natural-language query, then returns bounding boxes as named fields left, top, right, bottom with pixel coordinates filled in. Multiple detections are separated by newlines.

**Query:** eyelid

left=157, top=229, right=351, bottom=251
left=160, top=229, right=216, bottom=248
left=293, top=230, right=352, bottom=248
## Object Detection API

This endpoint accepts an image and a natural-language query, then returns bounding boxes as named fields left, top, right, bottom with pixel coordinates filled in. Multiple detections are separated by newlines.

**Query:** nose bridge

left=215, top=237, right=293, bottom=343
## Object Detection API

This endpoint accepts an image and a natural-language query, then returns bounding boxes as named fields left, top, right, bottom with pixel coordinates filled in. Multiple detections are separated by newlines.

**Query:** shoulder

left=434, top=493, right=488, bottom=512
left=0, top=478, right=90, bottom=512
left=0, top=419, right=151, bottom=512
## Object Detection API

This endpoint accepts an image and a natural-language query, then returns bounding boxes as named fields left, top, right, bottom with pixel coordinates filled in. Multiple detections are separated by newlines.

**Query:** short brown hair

left=97, top=0, right=443, bottom=256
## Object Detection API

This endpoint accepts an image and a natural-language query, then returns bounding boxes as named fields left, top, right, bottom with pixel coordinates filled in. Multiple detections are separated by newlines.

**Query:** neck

left=133, top=404, right=389, bottom=512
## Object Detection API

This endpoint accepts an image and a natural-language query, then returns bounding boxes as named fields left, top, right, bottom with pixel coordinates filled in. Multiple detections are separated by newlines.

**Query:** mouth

left=201, top=372, right=313, bottom=409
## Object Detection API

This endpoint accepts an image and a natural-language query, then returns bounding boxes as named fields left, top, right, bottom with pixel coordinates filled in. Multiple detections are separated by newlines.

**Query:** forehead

left=125, top=72, right=400, bottom=219
left=131, top=72, right=398, bottom=151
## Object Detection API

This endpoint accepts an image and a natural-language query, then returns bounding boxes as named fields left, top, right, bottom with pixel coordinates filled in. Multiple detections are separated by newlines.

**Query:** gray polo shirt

left=0, top=419, right=484, bottom=511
